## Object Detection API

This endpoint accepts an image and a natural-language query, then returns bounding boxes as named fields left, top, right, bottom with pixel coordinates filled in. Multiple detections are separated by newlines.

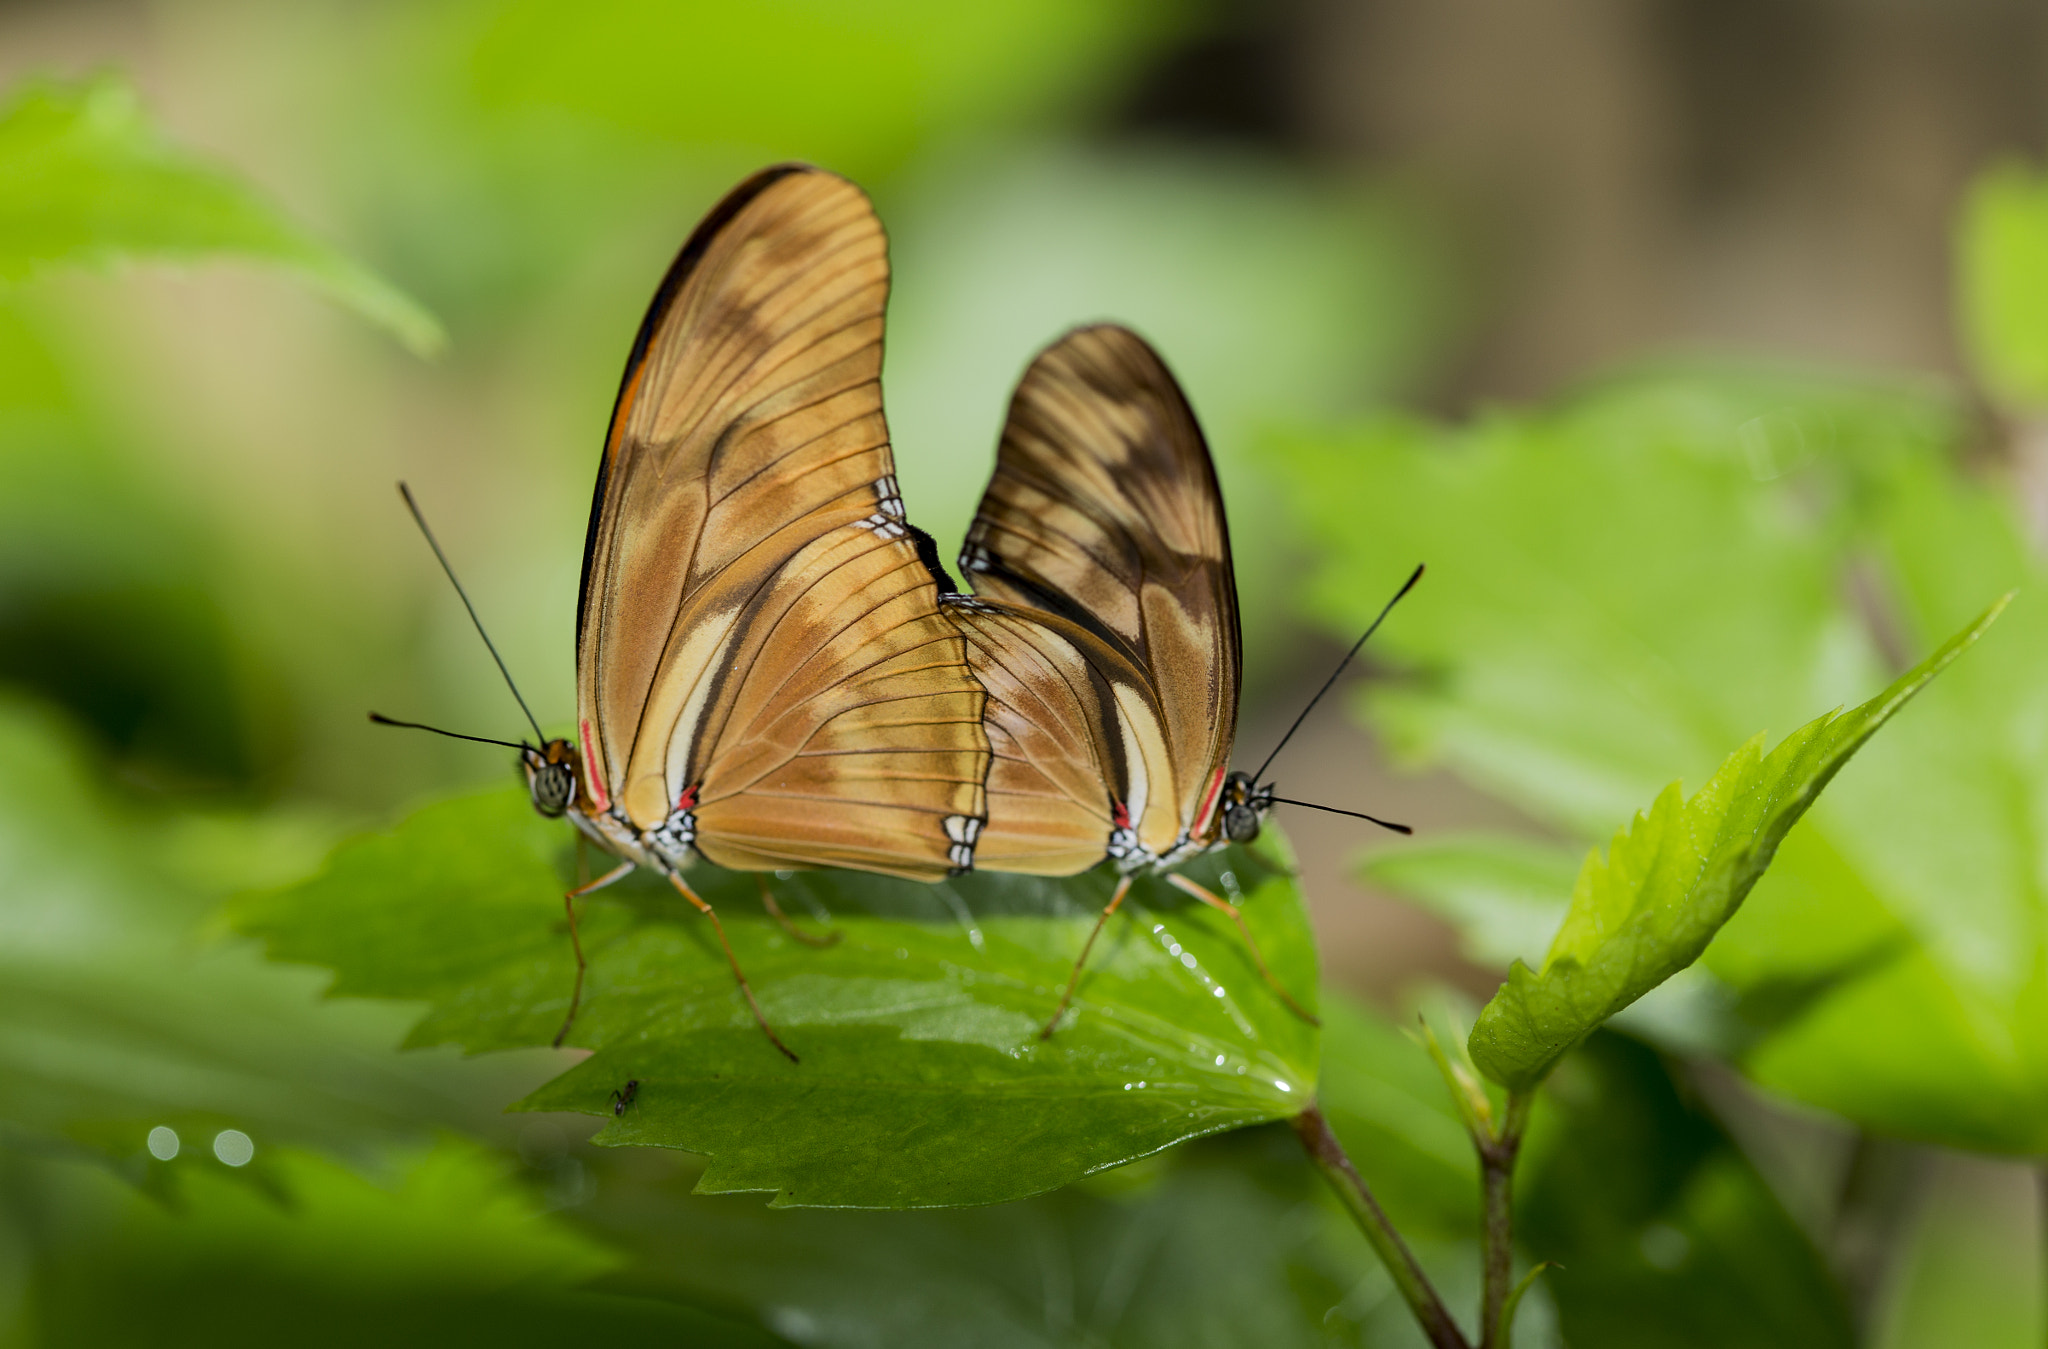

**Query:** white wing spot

left=853, top=514, right=908, bottom=539
left=943, top=814, right=983, bottom=872
left=875, top=475, right=905, bottom=519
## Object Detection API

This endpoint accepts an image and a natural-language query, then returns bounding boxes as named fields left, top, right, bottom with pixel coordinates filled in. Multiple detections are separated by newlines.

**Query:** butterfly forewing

left=576, top=166, right=987, bottom=880
left=952, top=326, right=1241, bottom=869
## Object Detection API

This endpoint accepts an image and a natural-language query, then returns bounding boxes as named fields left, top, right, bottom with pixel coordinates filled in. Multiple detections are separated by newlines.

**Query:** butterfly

left=939, top=325, right=1418, bottom=1036
left=379, top=167, right=1410, bottom=1057
left=519, top=164, right=990, bottom=1058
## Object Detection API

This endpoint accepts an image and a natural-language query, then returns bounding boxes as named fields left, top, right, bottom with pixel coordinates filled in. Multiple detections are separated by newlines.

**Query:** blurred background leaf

left=0, top=73, right=442, bottom=353
left=1281, top=380, right=2048, bottom=1154
left=1958, top=160, right=2048, bottom=412
left=17, top=1138, right=776, bottom=1348
left=1519, top=1034, right=1855, bottom=1349
left=4, top=0, right=2048, bottom=1343
left=1472, top=600, right=1998, bottom=1091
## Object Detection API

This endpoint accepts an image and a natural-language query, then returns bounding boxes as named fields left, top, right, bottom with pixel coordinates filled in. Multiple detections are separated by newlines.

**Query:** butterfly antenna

left=395, top=482, right=548, bottom=747
left=1263, top=795, right=1410, bottom=835
left=368, top=712, right=528, bottom=752
left=1250, top=563, right=1424, bottom=785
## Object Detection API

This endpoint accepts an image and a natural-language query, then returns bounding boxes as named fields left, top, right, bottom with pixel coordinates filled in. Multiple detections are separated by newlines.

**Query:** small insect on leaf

left=610, top=1080, right=639, bottom=1116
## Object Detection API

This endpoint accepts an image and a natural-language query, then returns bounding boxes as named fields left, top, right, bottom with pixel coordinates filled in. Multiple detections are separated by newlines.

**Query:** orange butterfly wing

left=948, top=325, right=1240, bottom=873
left=576, top=166, right=988, bottom=879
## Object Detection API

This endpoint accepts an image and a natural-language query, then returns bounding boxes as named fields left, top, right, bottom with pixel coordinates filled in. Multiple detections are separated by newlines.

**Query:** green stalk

left=1478, top=1091, right=1533, bottom=1349
left=1294, top=1106, right=1471, bottom=1349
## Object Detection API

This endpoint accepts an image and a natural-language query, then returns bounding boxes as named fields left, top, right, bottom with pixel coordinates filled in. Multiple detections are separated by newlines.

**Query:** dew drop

left=212, top=1130, right=255, bottom=1167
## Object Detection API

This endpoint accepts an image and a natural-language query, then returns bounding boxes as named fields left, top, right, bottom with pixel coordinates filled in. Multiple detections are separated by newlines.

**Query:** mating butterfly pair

left=389, top=165, right=1414, bottom=1061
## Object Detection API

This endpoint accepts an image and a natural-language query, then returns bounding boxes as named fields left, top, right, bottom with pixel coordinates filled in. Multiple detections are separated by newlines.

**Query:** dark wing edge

left=575, top=163, right=812, bottom=645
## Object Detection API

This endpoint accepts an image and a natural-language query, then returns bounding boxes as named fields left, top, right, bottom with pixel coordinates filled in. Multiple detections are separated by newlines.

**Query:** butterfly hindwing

left=576, top=166, right=988, bottom=880
left=951, top=326, right=1240, bottom=870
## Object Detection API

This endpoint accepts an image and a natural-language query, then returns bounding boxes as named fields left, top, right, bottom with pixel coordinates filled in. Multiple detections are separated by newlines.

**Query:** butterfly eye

left=1223, top=801, right=1261, bottom=844
left=530, top=762, right=573, bottom=819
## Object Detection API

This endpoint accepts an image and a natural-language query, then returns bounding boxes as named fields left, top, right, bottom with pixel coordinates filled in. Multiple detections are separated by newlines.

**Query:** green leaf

left=1277, top=371, right=1952, bottom=836
left=1495, top=1263, right=1555, bottom=1349
left=1358, top=834, right=1578, bottom=971
left=593, top=1128, right=1377, bottom=1349
left=0, top=74, right=443, bottom=354
left=1957, top=160, right=2048, bottom=409
left=235, top=787, right=1322, bottom=1209
left=1279, top=370, right=2048, bottom=1151
left=1733, top=446, right=2048, bottom=1151
left=0, top=696, right=550, bottom=1159
left=23, top=1138, right=776, bottom=1349
left=1468, top=599, right=2005, bottom=1091
left=1518, top=1033, right=1854, bottom=1349
left=584, top=990, right=1570, bottom=1349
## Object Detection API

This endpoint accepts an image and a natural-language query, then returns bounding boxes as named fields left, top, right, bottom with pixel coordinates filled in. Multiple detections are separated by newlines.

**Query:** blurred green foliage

left=0, top=75, right=441, bottom=354
left=1959, top=160, right=2048, bottom=410
left=0, top=698, right=535, bottom=1157
left=1282, top=374, right=2048, bottom=1155
left=1, top=2, right=2043, bottom=1346
left=17, top=1139, right=776, bottom=1348
left=465, top=0, right=1171, bottom=176
left=1520, top=1034, right=1855, bottom=1349
left=1472, top=602, right=1999, bottom=1091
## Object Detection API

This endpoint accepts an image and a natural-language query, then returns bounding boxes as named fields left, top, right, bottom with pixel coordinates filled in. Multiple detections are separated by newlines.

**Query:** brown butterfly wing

left=952, top=325, right=1240, bottom=868
left=576, top=165, right=987, bottom=880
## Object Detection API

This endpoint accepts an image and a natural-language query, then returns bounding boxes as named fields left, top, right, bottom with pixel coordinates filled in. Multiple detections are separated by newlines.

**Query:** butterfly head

left=522, top=739, right=579, bottom=819
left=1220, top=770, right=1274, bottom=845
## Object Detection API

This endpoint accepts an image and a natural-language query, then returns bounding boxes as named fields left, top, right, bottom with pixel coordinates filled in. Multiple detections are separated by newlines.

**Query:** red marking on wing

left=677, top=784, right=698, bottom=812
left=605, top=363, right=648, bottom=464
left=1193, top=766, right=1227, bottom=837
left=580, top=719, right=609, bottom=812
left=1112, top=800, right=1131, bottom=831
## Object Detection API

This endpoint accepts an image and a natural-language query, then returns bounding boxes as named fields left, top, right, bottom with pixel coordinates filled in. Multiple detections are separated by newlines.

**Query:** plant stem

left=1829, top=1129, right=1927, bottom=1335
left=1478, top=1091, right=1533, bottom=1349
left=1294, top=1106, right=1471, bottom=1349
left=2038, top=1163, right=2048, bottom=1349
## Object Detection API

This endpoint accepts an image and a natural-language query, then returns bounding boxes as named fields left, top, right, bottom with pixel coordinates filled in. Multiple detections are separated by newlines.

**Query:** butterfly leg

left=758, top=875, right=842, bottom=948
left=669, top=873, right=800, bottom=1064
left=1040, top=875, right=1134, bottom=1040
left=1164, top=872, right=1321, bottom=1028
left=553, top=860, right=637, bottom=1048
